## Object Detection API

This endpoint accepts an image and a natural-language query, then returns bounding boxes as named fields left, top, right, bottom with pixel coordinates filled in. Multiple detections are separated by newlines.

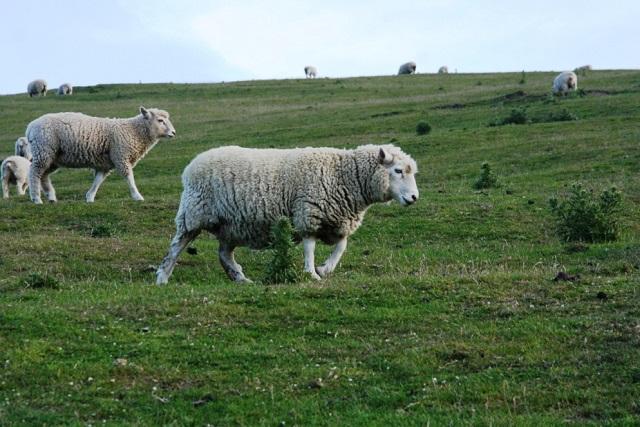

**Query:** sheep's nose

left=411, top=194, right=417, bottom=201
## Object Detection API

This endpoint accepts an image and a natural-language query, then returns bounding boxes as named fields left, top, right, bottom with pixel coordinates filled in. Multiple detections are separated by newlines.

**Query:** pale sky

left=1, top=0, right=638, bottom=94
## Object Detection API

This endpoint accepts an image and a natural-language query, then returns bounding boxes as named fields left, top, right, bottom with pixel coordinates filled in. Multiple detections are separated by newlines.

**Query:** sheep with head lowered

left=552, top=71, right=578, bottom=95
left=26, top=106, right=176, bottom=204
left=2, top=137, right=33, bottom=198
left=27, top=79, right=47, bottom=97
left=156, top=144, right=419, bottom=284
left=57, top=83, right=73, bottom=95
left=438, top=66, right=449, bottom=74
left=304, top=66, right=317, bottom=78
left=398, top=61, right=417, bottom=75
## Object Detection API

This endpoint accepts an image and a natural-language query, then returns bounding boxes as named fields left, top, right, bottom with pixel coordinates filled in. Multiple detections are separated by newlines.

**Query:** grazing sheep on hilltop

left=438, top=66, right=449, bottom=74
left=156, top=144, right=419, bottom=284
left=26, top=107, right=176, bottom=204
left=304, top=66, right=317, bottom=78
left=553, top=71, right=578, bottom=95
left=27, top=79, right=47, bottom=97
left=57, top=83, right=73, bottom=95
left=398, top=62, right=417, bottom=75
left=2, top=137, right=32, bottom=198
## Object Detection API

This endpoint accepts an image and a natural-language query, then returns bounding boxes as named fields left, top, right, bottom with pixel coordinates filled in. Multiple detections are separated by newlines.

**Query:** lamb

left=57, top=83, right=73, bottom=95
left=552, top=71, right=578, bottom=95
left=27, top=79, right=47, bottom=97
left=26, top=106, right=176, bottom=204
left=304, top=66, right=317, bottom=78
left=2, top=138, right=33, bottom=198
left=438, top=66, right=449, bottom=74
left=398, top=62, right=417, bottom=75
left=156, top=144, right=419, bottom=285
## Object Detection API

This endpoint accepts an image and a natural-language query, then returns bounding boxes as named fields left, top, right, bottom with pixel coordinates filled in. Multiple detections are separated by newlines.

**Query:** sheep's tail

left=1, top=160, right=12, bottom=179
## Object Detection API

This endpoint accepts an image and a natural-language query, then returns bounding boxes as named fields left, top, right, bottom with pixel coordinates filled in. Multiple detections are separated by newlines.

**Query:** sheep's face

left=141, top=107, right=176, bottom=138
left=379, top=148, right=419, bottom=206
left=16, top=138, right=32, bottom=161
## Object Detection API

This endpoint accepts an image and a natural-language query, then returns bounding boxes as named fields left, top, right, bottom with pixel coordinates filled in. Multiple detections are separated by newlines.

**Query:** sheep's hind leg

left=41, top=170, right=57, bottom=202
left=86, top=170, right=111, bottom=203
left=18, top=180, right=28, bottom=196
left=316, top=237, right=348, bottom=278
left=219, top=242, right=252, bottom=283
left=156, top=228, right=201, bottom=285
left=303, top=238, right=322, bottom=280
left=2, top=175, right=9, bottom=199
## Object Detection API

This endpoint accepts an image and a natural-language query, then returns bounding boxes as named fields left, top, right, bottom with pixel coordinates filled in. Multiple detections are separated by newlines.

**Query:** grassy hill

left=1, top=70, right=639, bottom=425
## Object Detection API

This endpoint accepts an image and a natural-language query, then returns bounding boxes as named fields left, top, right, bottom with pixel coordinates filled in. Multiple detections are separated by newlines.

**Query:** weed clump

left=473, top=162, right=499, bottom=190
left=21, top=273, right=59, bottom=289
left=264, top=218, right=304, bottom=284
left=416, top=121, right=432, bottom=136
left=533, top=109, right=578, bottom=123
left=519, top=70, right=526, bottom=84
left=549, top=183, right=622, bottom=242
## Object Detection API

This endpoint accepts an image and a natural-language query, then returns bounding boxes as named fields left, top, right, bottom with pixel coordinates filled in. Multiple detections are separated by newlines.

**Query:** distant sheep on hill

left=2, top=137, right=33, bottom=198
left=304, top=66, right=317, bottom=78
left=552, top=71, right=578, bottom=95
left=26, top=106, right=176, bottom=204
left=156, top=144, right=419, bottom=285
left=398, top=62, right=417, bottom=75
left=27, top=79, right=47, bottom=97
left=57, top=83, right=73, bottom=95
left=438, top=66, right=449, bottom=74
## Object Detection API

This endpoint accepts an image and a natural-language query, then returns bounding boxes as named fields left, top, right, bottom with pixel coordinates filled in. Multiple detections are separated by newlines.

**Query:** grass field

left=1, top=70, right=639, bottom=426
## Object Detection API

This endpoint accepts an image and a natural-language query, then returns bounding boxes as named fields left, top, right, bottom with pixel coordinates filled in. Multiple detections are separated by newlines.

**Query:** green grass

left=1, top=70, right=639, bottom=425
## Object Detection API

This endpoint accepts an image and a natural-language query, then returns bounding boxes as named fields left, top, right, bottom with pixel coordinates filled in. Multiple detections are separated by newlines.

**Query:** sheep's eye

left=158, top=118, right=164, bottom=124
left=394, top=168, right=403, bottom=174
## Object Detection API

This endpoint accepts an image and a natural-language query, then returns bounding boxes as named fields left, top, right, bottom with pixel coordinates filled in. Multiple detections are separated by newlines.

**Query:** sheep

left=438, top=66, right=449, bottom=74
left=2, top=137, right=32, bottom=198
left=27, top=79, right=47, bottom=97
left=156, top=144, right=419, bottom=285
left=26, top=106, right=176, bottom=204
left=57, top=83, right=73, bottom=95
left=552, top=71, right=578, bottom=95
left=304, top=66, right=317, bottom=78
left=398, top=61, right=417, bottom=75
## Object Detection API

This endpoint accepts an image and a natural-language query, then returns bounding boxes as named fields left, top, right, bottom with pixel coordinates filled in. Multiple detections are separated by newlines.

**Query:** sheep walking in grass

left=304, top=66, right=317, bottom=78
left=398, top=62, right=417, bottom=75
left=2, top=137, right=33, bottom=198
left=552, top=71, right=578, bottom=95
left=156, top=144, right=419, bottom=284
left=26, top=106, right=176, bottom=204
left=438, top=66, right=449, bottom=74
left=27, top=79, right=47, bottom=97
left=57, top=83, right=73, bottom=95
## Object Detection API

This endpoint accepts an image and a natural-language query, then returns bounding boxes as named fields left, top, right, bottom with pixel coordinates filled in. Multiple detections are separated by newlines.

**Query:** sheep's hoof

left=132, top=194, right=144, bottom=201
left=315, top=265, right=329, bottom=278
left=32, top=199, right=43, bottom=205
left=307, top=270, right=322, bottom=281
left=235, top=276, right=253, bottom=284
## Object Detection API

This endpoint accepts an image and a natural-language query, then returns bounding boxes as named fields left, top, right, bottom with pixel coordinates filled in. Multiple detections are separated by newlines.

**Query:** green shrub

left=473, top=162, right=498, bottom=190
left=534, top=109, right=578, bottom=123
left=519, top=70, right=526, bottom=84
left=549, top=183, right=622, bottom=242
left=489, top=108, right=529, bottom=126
left=264, top=218, right=305, bottom=284
left=21, top=273, right=59, bottom=289
left=416, top=121, right=431, bottom=135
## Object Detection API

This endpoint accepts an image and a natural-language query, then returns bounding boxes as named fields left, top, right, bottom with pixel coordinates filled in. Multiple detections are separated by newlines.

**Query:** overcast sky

left=1, top=0, right=638, bottom=94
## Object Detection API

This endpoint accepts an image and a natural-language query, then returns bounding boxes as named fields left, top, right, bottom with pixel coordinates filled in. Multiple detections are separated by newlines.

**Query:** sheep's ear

left=140, top=106, right=150, bottom=119
left=378, top=148, right=393, bottom=165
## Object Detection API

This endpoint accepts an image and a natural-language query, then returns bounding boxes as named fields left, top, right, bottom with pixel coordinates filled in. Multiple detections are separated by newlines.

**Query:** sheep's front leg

left=123, top=168, right=144, bottom=201
left=316, top=237, right=347, bottom=278
left=218, top=242, right=252, bottom=283
left=303, top=237, right=322, bottom=280
left=86, top=170, right=111, bottom=203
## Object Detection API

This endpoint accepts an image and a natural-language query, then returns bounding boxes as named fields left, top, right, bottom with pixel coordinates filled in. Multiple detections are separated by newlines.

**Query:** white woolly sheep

left=398, top=62, right=417, bottom=75
left=57, top=83, right=73, bottom=95
left=438, top=66, right=449, bottom=74
left=2, top=137, right=33, bottom=198
left=304, top=66, right=317, bottom=78
left=26, top=106, right=176, bottom=204
left=156, top=144, right=419, bottom=284
left=552, top=71, right=578, bottom=95
left=27, top=79, right=47, bottom=97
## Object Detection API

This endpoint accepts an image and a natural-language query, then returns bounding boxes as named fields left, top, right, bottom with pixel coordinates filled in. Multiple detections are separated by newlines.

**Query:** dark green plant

left=473, top=162, right=498, bottom=189
left=489, top=108, right=529, bottom=126
left=264, top=218, right=304, bottom=284
left=534, top=109, right=578, bottom=123
left=21, top=273, right=59, bottom=289
left=519, top=70, right=526, bottom=84
left=549, top=183, right=622, bottom=242
left=416, top=120, right=431, bottom=135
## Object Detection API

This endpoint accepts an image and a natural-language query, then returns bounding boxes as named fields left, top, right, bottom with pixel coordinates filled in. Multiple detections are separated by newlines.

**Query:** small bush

left=473, top=162, right=498, bottom=190
left=489, top=108, right=529, bottom=126
left=534, top=109, right=578, bottom=123
left=519, top=70, right=526, bottom=84
left=90, top=224, right=116, bottom=238
left=416, top=121, right=431, bottom=135
left=264, top=218, right=304, bottom=284
left=21, top=273, right=59, bottom=289
left=549, top=183, right=622, bottom=242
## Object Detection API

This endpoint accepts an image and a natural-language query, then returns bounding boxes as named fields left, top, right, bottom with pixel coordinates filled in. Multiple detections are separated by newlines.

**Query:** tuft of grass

left=519, top=70, right=526, bottom=84
left=263, top=218, right=305, bottom=284
left=415, top=120, right=431, bottom=135
left=549, top=183, right=622, bottom=242
left=473, top=162, right=499, bottom=190
left=489, top=108, right=529, bottom=126
left=90, top=223, right=117, bottom=238
left=20, top=272, right=59, bottom=289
